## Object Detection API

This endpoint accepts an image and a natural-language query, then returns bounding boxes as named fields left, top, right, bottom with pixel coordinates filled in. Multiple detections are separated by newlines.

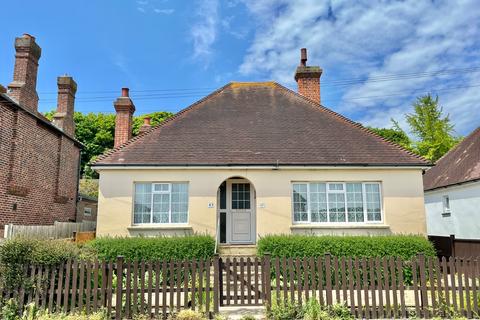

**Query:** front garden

left=1, top=234, right=477, bottom=320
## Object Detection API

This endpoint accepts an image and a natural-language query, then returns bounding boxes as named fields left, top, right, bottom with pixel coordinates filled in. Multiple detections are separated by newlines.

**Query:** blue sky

left=1, top=0, right=479, bottom=135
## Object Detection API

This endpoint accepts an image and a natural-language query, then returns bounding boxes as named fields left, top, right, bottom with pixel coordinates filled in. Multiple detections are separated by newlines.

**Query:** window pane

left=219, top=182, right=227, bottom=210
left=171, top=183, right=188, bottom=223
left=293, top=184, right=308, bottom=222
left=152, top=193, right=169, bottom=223
left=310, top=183, right=327, bottom=222
left=346, top=183, right=364, bottom=222
left=328, top=192, right=346, bottom=222
left=134, top=183, right=152, bottom=224
left=154, top=183, right=169, bottom=192
left=329, top=183, right=344, bottom=191
left=231, top=183, right=250, bottom=210
left=365, top=183, right=381, bottom=221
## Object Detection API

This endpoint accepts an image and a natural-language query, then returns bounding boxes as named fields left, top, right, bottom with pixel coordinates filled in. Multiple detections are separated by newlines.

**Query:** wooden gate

left=219, top=256, right=271, bottom=307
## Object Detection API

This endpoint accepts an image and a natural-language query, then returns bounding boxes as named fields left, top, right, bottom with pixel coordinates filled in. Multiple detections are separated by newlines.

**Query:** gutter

left=92, top=163, right=431, bottom=171
left=424, top=178, right=480, bottom=193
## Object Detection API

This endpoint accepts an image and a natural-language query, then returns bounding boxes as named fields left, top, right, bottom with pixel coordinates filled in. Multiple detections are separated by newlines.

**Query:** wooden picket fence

left=0, top=254, right=479, bottom=319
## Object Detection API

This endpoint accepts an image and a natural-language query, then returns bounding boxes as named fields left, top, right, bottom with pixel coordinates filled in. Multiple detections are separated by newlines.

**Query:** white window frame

left=83, top=207, right=92, bottom=216
left=132, top=182, right=189, bottom=225
left=291, top=181, right=383, bottom=225
left=442, top=195, right=451, bottom=213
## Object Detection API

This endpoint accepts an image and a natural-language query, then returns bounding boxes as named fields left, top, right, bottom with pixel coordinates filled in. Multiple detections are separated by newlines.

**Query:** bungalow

left=93, top=49, right=429, bottom=246
left=424, top=127, right=480, bottom=240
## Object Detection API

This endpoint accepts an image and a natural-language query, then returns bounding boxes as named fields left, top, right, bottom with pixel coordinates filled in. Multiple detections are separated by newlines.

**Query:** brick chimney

left=52, top=76, right=77, bottom=136
left=114, top=88, right=135, bottom=148
left=139, top=116, right=152, bottom=134
left=7, top=34, right=42, bottom=112
left=294, top=48, right=323, bottom=104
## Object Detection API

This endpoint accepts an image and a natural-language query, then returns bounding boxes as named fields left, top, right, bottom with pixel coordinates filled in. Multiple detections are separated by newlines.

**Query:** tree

left=405, top=94, right=460, bottom=162
left=44, top=111, right=173, bottom=178
left=368, top=120, right=412, bottom=150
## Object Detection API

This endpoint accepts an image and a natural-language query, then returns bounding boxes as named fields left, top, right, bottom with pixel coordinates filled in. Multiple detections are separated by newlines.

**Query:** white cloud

left=154, top=8, right=174, bottom=14
left=239, top=0, right=480, bottom=135
left=190, top=0, right=219, bottom=61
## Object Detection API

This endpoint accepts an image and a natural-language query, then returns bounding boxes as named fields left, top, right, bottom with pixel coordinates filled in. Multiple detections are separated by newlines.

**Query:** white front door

left=227, top=180, right=255, bottom=244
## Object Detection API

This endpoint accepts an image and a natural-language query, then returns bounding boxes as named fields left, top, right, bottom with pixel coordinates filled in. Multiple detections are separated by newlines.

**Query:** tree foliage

left=44, top=111, right=173, bottom=178
left=406, top=94, right=460, bottom=162
left=369, top=94, right=460, bottom=162
left=368, top=121, right=412, bottom=150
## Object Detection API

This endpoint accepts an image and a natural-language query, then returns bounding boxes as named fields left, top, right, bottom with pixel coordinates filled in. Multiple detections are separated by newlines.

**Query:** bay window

left=133, top=182, right=189, bottom=224
left=292, top=182, right=382, bottom=224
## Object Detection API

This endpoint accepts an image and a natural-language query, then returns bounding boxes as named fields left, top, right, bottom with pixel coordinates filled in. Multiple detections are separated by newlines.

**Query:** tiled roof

left=94, top=82, right=428, bottom=167
left=424, top=127, right=480, bottom=191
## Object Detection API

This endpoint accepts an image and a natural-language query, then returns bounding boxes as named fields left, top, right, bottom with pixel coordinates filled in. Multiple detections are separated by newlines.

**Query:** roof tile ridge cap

left=272, top=82, right=430, bottom=165
left=94, top=83, right=233, bottom=164
left=428, top=126, right=479, bottom=167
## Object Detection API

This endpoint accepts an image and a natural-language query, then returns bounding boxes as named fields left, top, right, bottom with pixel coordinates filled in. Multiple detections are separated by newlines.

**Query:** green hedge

left=0, top=238, right=90, bottom=290
left=87, top=235, right=216, bottom=261
left=257, top=235, right=435, bottom=259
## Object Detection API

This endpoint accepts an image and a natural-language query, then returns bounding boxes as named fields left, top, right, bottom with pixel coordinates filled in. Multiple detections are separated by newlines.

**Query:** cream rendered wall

left=96, top=168, right=427, bottom=238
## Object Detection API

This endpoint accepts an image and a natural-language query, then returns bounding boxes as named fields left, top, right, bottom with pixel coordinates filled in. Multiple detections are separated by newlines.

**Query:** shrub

left=0, top=238, right=85, bottom=290
left=257, top=235, right=435, bottom=259
left=266, top=300, right=304, bottom=320
left=267, top=299, right=353, bottom=320
left=175, top=309, right=208, bottom=320
left=87, top=235, right=215, bottom=261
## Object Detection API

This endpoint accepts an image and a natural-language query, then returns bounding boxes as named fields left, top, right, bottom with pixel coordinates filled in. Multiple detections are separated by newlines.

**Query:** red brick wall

left=0, top=100, right=80, bottom=236
left=297, top=77, right=321, bottom=104
left=76, top=199, right=97, bottom=222
left=114, top=109, right=133, bottom=148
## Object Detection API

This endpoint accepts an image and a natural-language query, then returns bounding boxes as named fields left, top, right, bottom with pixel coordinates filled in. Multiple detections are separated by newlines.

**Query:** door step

left=219, top=306, right=265, bottom=319
left=218, top=244, right=257, bottom=256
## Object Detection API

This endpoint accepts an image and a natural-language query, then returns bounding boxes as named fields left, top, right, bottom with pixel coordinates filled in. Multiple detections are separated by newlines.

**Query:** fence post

left=325, top=253, right=332, bottom=305
left=264, top=253, right=272, bottom=310
left=418, top=253, right=428, bottom=318
left=450, top=234, right=456, bottom=257
left=115, top=256, right=124, bottom=320
left=213, top=253, right=220, bottom=314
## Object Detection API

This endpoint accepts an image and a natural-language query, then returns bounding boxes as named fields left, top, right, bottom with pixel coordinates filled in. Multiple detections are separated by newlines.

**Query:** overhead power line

left=37, top=65, right=480, bottom=99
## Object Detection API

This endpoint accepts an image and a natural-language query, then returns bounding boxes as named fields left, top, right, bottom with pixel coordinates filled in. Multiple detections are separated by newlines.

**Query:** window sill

left=291, top=224, right=389, bottom=230
left=128, top=225, right=193, bottom=231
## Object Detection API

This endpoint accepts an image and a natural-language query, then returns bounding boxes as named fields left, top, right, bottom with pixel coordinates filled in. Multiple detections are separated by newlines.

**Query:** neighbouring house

left=424, top=127, right=480, bottom=241
left=77, top=194, right=98, bottom=223
left=0, top=34, right=82, bottom=236
left=93, top=48, right=430, bottom=245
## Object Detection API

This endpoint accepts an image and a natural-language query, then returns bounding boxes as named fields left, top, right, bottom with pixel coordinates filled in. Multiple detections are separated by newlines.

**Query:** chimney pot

left=22, top=33, right=35, bottom=40
left=139, top=116, right=152, bottom=135
left=300, top=48, right=307, bottom=66
left=294, top=48, right=323, bottom=104
left=121, top=87, right=129, bottom=97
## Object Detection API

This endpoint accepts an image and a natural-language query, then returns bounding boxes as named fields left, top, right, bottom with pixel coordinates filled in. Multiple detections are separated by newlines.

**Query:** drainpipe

left=75, top=149, right=82, bottom=222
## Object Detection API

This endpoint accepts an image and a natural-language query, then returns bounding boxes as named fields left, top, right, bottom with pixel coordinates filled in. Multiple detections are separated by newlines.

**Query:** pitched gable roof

left=94, top=82, right=428, bottom=167
left=424, top=127, right=480, bottom=191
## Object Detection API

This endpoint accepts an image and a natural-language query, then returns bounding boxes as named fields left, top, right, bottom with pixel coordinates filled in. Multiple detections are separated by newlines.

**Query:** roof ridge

left=94, top=83, right=233, bottom=164
left=271, top=82, right=430, bottom=165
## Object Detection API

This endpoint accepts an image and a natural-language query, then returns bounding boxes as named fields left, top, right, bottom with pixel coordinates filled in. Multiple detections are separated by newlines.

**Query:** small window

left=84, top=207, right=92, bottom=216
left=153, top=183, right=170, bottom=193
left=442, top=195, right=450, bottom=213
